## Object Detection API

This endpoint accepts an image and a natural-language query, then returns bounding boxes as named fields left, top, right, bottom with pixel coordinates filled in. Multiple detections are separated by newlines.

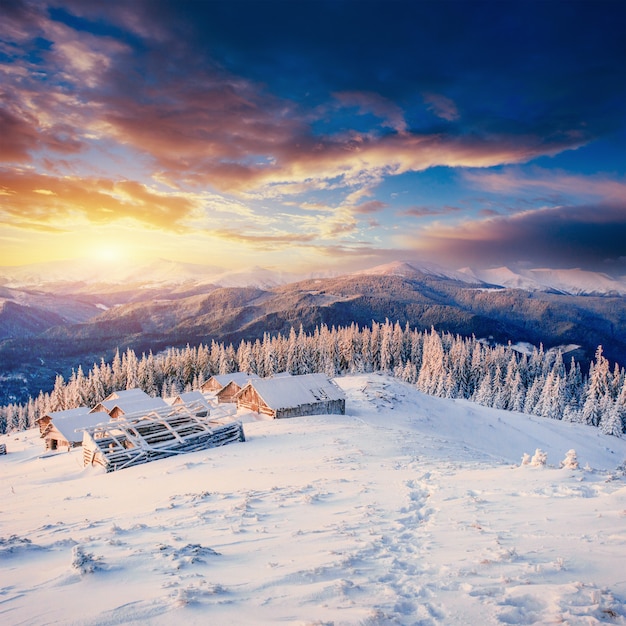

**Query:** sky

left=1, top=0, right=625, bottom=276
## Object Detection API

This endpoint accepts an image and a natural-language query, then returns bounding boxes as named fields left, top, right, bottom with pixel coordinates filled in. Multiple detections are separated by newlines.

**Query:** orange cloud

left=0, top=169, right=198, bottom=232
left=209, top=228, right=317, bottom=250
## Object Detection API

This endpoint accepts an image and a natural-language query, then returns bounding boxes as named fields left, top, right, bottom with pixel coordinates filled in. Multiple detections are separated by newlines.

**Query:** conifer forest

left=1, top=321, right=624, bottom=437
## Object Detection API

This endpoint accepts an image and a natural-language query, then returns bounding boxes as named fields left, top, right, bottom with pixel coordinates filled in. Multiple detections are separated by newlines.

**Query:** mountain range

left=1, top=260, right=625, bottom=405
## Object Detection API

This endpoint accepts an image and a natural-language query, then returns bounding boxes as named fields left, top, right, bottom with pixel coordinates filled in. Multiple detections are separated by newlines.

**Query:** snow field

left=1, top=373, right=625, bottom=625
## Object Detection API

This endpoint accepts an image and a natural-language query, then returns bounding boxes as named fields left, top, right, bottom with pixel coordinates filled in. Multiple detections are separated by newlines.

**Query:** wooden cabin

left=36, top=407, right=107, bottom=451
left=90, top=388, right=167, bottom=419
left=82, top=401, right=245, bottom=472
left=234, top=373, right=345, bottom=419
left=201, top=373, right=255, bottom=394
left=216, top=380, right=248, bottom=404
left=171, top=391, right=211, bottom=416
left=202, top=373, right=258, bottom=403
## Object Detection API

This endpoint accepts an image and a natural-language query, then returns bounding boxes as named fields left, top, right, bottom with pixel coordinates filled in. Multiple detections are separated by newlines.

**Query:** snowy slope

left=1, top=374, right=625, bottom=625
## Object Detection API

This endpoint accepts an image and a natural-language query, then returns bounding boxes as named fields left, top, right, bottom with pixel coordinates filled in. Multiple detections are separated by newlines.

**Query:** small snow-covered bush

left=560, top=449, right=579, bottom=469
left=530, top=448, right=547, bottom=467
left=521, top=452, right=531, bottom=466
left=71, top=545, right=102, bottom=574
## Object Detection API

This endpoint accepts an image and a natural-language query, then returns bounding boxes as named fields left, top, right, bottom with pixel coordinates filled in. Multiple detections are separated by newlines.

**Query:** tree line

left=1, top=321, right=624, bottom=436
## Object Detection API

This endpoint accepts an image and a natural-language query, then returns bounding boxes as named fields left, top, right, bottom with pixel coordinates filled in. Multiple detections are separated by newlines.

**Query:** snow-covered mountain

left=0, top=259, right=223, bottom=288
left=459, top=266, right=626, bottom=296
left=354, top=260, right=479, bottom=284
left=354, top=260, right=626, bottom=296
left=2, top=373, right=625, bottom=625
left=0, top=259, right=317, bottom=291
left=2, top=258, right=624, bottom=296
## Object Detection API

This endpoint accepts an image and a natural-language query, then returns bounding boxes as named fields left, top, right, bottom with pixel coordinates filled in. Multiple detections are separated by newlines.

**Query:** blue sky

left=1, top=0, right=625, bottom=274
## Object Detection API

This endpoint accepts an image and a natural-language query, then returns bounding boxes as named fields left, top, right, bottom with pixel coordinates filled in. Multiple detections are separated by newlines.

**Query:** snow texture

left=1, top=373, right=625, bottom=625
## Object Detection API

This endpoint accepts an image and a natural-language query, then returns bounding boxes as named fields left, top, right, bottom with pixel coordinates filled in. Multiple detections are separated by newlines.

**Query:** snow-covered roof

left=45, top=408, right=108, bottom=443
left=210, top=373, right=256, bottom=388
left=91, top=390, right=167, bottom=415
left=107, top=397, right=168, bottom=414
left=103, top=389, right=153, bottom=403
left=173, top=391, right=211, bottom=412
left=239, top=373, right=344, bottom=410
left=174, top=391, right=208, bottom=404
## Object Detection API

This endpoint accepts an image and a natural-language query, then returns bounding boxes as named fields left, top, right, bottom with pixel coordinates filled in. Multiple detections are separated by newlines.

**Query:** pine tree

left=417, top=328, right=444, bottom=395
left=582, top=346, right=611, bottom=427
left=473, top=370, right=494, bottom=407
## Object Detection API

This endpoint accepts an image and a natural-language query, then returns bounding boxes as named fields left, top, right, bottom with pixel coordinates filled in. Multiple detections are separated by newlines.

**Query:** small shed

left=234, top=373, right=345, bottom=419
left=90, top=388, right=168, bottom=419
left=172, top=391, right=212, bottom=415
left=36, top=407, right=107, bottom=451
left=81, top=401, right=245, bottom=472
left=201, top=373, right=255, bottom=394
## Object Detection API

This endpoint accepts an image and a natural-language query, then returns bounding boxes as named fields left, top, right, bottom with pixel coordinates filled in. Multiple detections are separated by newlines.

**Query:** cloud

left=333, top=91, right=407, bottom=132
left=352, top=200, right=388, bottom=214
left=0, top=169, right=199, bottom=231
left=464, top=168, right=626, bottom=203
left=402, top=205, right=462, bottom=218
left=209, top=228, right=317, bottom=250
left=0, top=1, right=593, bottom=214
left=404, top=201, right=626, bottom=270
left=423, top=93, right=460, bottom=121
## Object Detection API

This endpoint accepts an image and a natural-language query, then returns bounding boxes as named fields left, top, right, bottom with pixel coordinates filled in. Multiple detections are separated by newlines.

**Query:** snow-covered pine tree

left=582, top=346, right=611, bottom=427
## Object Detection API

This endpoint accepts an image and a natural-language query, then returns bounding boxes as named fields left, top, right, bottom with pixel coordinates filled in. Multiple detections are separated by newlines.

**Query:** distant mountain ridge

left=1, top=258, right=624, bottom=296
left=457, top=266, right=626, bottom=296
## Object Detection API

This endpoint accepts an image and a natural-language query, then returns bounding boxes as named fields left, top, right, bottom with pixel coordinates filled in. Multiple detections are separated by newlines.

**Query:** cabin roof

left=90, top=391, right=168, bottom=415
left=36, top=406, right=88, bottom=422
left=44, top=408, right=107, bottom=443
left=208, top=373, right=256, bottom=388
left=237, top=373, right=345, bottom=410
left=173, top=391, right=208, bottom=404
left=103, top=388, right=152, bottom=403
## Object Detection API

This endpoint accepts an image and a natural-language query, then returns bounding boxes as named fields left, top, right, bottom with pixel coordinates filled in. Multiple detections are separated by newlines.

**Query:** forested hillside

left=2, top=321, right=624, bottom=437
left=1, top=273, right=625, bottom=406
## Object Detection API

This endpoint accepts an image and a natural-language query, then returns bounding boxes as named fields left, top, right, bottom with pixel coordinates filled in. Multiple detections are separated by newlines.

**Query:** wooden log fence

left=80, top=401, right=245, bottom=472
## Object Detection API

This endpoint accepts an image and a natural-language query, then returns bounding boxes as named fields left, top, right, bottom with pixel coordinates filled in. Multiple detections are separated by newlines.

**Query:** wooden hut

left=171, top=391, right=212, bottom=415
left=82, top=401, right=245, bottom=472
left=36, top=407, right=107, bottom=451
left=201, top=373, right=255, bottom=395
left=216, top=380, right=249, bottom=404
left=234, top=373, right=345, bottom=419
left=90, top=388, right=167, bottom=419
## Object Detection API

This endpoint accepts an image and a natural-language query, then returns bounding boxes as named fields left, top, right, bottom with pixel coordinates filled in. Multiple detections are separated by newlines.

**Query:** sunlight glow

left=90, top=244, right=126, bottom=264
